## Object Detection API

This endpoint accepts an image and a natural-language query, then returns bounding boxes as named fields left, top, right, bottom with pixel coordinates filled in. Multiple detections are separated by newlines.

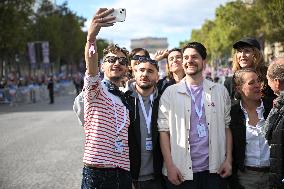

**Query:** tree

left=96, top=39, right=110, bottom=61
left=32, top=0, right=87, bottom=73
left=255, top=0, right=284, bottom=43
left=181, top=0, right=264, bottom=64
left=0, top=0, right=35, bottom=77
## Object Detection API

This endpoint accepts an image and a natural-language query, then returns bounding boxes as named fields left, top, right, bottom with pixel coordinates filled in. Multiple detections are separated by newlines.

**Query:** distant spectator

left=47, top=76, right=54, bottom=104
left=0, top=79, right=6, bottom=89
left=73, top=73, right=83, bottom=95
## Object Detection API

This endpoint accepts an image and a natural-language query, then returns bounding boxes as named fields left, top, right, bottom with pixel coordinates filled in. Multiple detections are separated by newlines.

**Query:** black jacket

left=157, top=77, right=176, bottom=95
left=125, top=90, right=164, bottom=180
left=229, top=97, right=273, bottom=188
left=266, top=93, right=284, bottom=189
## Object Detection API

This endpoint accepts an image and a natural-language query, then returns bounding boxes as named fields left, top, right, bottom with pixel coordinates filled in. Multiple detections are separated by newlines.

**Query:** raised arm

left=85, top=8, right=115, bottom=76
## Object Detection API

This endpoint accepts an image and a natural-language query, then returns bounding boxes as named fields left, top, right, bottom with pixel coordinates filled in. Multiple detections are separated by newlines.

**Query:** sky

left=55, top=0, right=230, bottom=50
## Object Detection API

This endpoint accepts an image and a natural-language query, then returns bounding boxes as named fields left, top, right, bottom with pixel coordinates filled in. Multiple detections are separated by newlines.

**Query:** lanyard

left=110, top=95, right=127, bottom=135
left=138, top=93, right=154, bottom=134
left=186, top=83, right=204, bottom=120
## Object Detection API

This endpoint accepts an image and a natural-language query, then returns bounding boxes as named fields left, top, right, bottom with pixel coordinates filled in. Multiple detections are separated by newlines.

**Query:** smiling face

left=236, top=47, right=254, bottom=69
left=182, top=48, right=205, bottom=76
left=135, top=61, right=159, bottom=90
left=102, top=51, right=128, bottom=82
left=167, top=50, right=183, bottom=74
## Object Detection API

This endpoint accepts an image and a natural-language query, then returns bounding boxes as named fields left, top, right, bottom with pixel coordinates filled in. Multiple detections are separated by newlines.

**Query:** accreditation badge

left=114, top=137, right=124, bottom=153
left=197, top=123, right=207, bottom=138
left=145, top=137, right=153, bottom=151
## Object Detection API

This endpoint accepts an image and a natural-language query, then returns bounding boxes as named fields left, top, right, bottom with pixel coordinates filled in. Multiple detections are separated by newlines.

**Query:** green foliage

left=0, top=0, right=110, bottom=76
left=0, top=0, right=35, bottom=57
left=181, top=0, right=284, bottom=63
left=255, top=0, right=284, bottom=42
left=97, top=39, right=110, bottom=61
left=32, top=0, right=86, bottom=66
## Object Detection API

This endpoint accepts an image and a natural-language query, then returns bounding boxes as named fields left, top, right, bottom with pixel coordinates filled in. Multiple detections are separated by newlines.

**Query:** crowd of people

left=0, top=72, right=81, bottom=106
left=73, top=8, right=284, bottom=189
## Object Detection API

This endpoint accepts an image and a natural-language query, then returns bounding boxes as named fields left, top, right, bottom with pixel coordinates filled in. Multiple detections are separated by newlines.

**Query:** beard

left=137, top=81, right=156, bottom=89
left=187, top=67, right=203, bottom=76
left=184, top=63, right=203, bottom=76
left=109, top=76, right=121, bottom=82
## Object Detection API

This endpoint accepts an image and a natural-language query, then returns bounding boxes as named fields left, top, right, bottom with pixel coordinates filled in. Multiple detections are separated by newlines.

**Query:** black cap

left=233, top=37, right=261, bottom=50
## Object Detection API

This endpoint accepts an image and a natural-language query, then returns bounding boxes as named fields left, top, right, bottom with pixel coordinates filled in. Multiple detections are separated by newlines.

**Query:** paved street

left=0, top=92, right=85, bottom=189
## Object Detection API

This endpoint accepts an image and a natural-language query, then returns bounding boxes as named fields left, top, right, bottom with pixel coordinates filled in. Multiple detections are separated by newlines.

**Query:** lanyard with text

left=138, top=93, right=154, bottom=135
left=186, top=84, right=204, bottom=120
left=110, top=96, right=127, bottom=136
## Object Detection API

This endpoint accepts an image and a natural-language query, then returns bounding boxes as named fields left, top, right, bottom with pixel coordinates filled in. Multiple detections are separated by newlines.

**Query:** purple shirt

left=186, top=83, right=209, bottom=173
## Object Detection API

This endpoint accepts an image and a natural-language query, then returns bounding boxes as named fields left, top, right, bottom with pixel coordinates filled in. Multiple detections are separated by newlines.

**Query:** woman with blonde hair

left=224, top=37, right=275, bottom=101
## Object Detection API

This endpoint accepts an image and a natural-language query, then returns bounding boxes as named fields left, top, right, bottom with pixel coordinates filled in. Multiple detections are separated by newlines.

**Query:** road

left=0, top=92, right=85, bottom=189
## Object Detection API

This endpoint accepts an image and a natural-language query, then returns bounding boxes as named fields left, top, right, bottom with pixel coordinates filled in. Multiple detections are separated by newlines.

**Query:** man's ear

left=155, top=70, right=160, bottom=83
left=125, top=65, right=129, bottom=72
left=203, top=60, right=206, bottom=70
left=275, top=79, right=284, bottom=91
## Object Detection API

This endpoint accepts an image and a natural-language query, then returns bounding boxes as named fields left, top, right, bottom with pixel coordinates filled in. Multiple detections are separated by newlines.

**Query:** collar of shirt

left=128, top=81, right=159, bottom=100
left=240, top=99, right=265, bottom=121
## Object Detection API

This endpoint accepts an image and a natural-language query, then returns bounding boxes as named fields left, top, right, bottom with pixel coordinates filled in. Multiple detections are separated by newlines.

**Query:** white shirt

left=240, top=100, right=270, bottom=167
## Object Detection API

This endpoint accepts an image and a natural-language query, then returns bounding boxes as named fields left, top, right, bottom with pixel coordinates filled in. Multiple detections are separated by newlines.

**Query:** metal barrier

left=0, top=88, right=10, bottom=104
left=0, top=81, right=73, bottom=105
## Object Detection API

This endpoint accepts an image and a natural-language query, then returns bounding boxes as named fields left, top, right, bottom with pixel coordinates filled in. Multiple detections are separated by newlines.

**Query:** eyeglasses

left=105, top=56, right=128, bottom=66
left=131, top=55, right=158, bottom=65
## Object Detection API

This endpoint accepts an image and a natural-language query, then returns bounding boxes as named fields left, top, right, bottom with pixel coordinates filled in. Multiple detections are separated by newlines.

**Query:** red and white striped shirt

left=83, top=74, right=130, bottom=171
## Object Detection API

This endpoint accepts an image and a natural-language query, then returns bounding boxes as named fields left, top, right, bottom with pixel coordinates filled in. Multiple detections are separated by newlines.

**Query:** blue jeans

left=165, top=170, right=228, bottom=189
left=81, top=166, right=132, bottom=189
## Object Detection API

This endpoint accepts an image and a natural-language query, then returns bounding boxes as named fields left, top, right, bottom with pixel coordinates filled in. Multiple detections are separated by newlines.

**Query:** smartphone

left=106, top=8, right=126, bottom=23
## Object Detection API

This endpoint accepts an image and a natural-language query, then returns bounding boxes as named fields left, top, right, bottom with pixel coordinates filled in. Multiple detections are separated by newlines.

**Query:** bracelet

left=87, top=38, right=96, bottom=45
left=89, top=43, right=97, bottom=56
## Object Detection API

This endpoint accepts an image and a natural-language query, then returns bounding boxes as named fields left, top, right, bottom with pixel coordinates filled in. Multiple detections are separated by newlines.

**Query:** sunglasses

left=105, top=56, right=128, bottom=66
left=131, top=55, right=158, bottom=65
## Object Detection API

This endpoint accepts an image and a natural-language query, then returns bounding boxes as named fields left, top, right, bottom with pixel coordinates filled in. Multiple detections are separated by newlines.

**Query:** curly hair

left=232, top=47, right=265, bottom=72
left=232, top=47, right=268, bottom=84
left=103, top=44, right=129, bottom=64
left=129, top=48, right=150, bottom=59
left=267, top=58, right=284, bottom=81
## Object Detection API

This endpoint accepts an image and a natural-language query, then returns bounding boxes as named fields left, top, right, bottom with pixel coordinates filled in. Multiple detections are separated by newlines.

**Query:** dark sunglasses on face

left=105, top=56, right=128, bottom=66
left=131, top=55, right=158, bottom=65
